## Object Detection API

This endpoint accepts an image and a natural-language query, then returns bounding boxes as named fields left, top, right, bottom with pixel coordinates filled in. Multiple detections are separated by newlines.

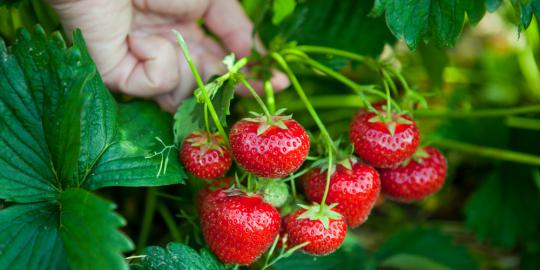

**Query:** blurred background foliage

left=2, top=0, right=540, bottom=269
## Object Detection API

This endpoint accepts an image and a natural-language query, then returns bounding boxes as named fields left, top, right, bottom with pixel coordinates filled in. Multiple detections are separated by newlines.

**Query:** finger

left=132, top=0, right=210, bottom=21
left=103, top=34, right=181, bottom=97
left=204, top=0, right=258, bottom=58
left=47, top=0, right=131, bottom=75
left=154, top=44, right=226, bottom=112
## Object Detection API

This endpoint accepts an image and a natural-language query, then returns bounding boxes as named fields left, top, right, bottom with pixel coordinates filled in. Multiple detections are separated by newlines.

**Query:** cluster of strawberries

left=179, top=107, right=447, bottom=265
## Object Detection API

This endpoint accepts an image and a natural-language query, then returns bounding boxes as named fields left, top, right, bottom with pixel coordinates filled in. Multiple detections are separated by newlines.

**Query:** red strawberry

left=200, top=188, right=281, bottom=264
left=379, top=147, right=447, bottom=202
left=303, top=159, right=380, bottom=227
left=286, top=204, right=347, bottom=256
left=350, top=111, right=419, bottom=168
left=180, top=131, right=232, bottom=180
left=197, top=177, right=234, bottom=212
left=229, top=115, right=310, bottom=178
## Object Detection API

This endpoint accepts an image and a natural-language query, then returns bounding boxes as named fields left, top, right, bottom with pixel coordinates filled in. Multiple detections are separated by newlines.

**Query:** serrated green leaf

left=173, top=80, right=235, bottom=144
left=83, top=101, right=185, bottom=190
left=132, top=242, right=223, bottom=270
left=260, top=0, right=394, bottom=59
left=465, top=165, right=540, bottom=248
left=173, top=97, right=205, bottom=144
left=373, top=227, right=477, bottom=270
left=0, top=188, right=133, bottom=270
left=272, top=0, right=296, bottom=24
left=0, top=30, right=58, bottom=203
left=59, top=188, right=133, bottom=270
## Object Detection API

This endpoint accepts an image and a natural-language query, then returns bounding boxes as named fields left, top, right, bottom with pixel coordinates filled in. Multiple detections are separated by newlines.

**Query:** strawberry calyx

left=402, top=146, right=431, bottom=166
left=186, top=131, right=227, bottom=157
left=367, top=112, right=413, bottom=136
left=243, top=108, right=292, bottom=135
left=296, top=203, right=342, bottom=229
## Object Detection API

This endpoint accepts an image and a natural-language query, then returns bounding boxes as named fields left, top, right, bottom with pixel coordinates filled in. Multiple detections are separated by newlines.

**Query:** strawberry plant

left=2, top=0, right=540, bottom=269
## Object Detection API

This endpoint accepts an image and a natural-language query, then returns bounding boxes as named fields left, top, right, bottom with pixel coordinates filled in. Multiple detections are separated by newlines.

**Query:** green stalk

left=264, top=80, right=276, bottom=114
left=319, top=145, right=333, bottom=212
left=272, top=53, right=334, bottom=145
left=157, top=203, right=182, bottom=242
left=434, top=138, right=540, bottom=166
left=174, top=31, right=229, bottom=144
left=413, top=105, right=540, bottom=118
left=240, top=76, right=272, bottom=118
left=136, top=187, right=158, bottom=253
left=290, top=177, right=297, bottom=201
left=272, top=53, right=335, bottom=212
left=296, top=45, right=367, bottom=63
left=505, top=116, right=540, bottom=131
left=281, top=50, right=384, bottom=100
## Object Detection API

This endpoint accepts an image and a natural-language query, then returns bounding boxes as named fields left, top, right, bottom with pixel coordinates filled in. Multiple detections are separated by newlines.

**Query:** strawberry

left=350, top=111, right=419, bottom=168
left=180, top=131, right=232, bottom=180
left=285, top=204, right=347, bottom=256
left=200, top=188, right=281, bottom=265
left=197, top=177, right=234, bottom=213
left=379, top=147, right=447, bottom=202
left=303, top=159, right=380, bottom=227
left=229, top=114, right=310, bottom=178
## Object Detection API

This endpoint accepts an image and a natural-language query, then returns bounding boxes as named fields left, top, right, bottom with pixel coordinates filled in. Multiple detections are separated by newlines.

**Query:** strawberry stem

left=319, top=144, right=333, bottom=213
left=239, top=76, right=272, bottom=119
left=203, top=104, right=211, bottom=139
left=272, top=53, right=337, bottom=213
left=434, top=138, right=540, bottom=166
left=281, top=49, right=385, bottom=102
left=383, top=79, right=392, bottom=122
left=174, top=31, right=229, bottom=145
left=264, top=80, right=276, bottom=114
left=290, top=177, right=297, bottom=201
left=272, top=53, right=335, bottom=150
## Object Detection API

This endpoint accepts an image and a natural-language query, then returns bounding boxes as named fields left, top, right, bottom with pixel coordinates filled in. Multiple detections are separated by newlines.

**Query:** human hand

left=47, top=0, right=289, bottom=112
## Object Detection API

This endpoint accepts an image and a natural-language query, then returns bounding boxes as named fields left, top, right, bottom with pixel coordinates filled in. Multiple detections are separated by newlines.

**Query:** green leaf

left=173, top=79, right=235, bottom=144
left=260, top=0, right=394, bottom=57
left=465, top=165, right=540, bottom=248
left=131, top=242, right=223, bottom=270
left=272, top=0, right=296, bottom=24
left=377, top=0, right=466, bottom=49
left=173, top=97, right=204, bottom=144
left=0, top=29, right=58, bottom=203
left=0, top=188, right=133, bottom=270
left=83, top=101, right=185, bottom=190
left=373, top=227, right=477, bottom=270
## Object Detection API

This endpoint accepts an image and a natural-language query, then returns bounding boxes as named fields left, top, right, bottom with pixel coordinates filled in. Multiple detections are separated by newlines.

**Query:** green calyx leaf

left=243, top=113, right=293, bottom=135
left=185, top=131, right=227, bottom=156
left=297, top=203, right=342, bottom=229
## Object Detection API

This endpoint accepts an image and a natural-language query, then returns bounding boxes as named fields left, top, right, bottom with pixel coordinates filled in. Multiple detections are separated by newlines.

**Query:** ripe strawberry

left=200, top=188, right=281, bottom=264
left=180, top=131, right=232, bottom=180
left=197, top=177, right=234, bottom=213
left=379, top=147, right=447, bottom=202
left=286, top=204, right=347, bottom=256
left=303, top=159, right=380, bottom=227
left=350, top=111, right=419, bottom=168
left=229, top=115, right=310, bottom=178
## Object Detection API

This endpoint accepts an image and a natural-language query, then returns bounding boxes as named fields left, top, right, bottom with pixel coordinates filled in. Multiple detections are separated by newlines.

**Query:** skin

left=47, top=0, right=289, bottom=112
